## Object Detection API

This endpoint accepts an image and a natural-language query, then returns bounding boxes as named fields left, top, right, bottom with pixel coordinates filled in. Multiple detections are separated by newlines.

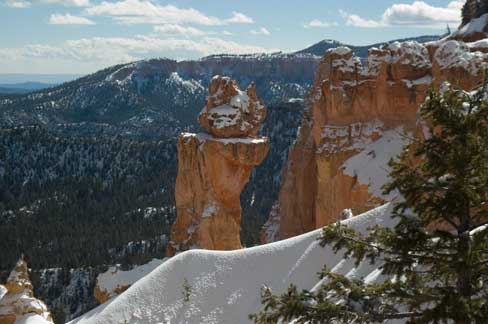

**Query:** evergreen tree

left=250, top=83, right=488, bottom=324
left=446, top=24, right=452, bottom=35
left=182, top=278, right=192, bottom=302
left=462, top=0, right=477, bottom=26
left=462, top=0, right=488, bottom=27
left=482, top=0, right=488, bottom=17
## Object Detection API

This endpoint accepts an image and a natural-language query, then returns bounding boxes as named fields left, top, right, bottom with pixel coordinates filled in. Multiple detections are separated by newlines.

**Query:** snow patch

left=96, top=259, right=165, bottom=296
left=14, top=314, right=53, bottom=324
left=202, top=202, right=218, bottom=218
left=181, top=132, right=268, bottom=145
left=328, top=46, right=352, bottom=56
left=456, top=13, right=488, bottom=37
left=342, top=127, right=411, bottom=200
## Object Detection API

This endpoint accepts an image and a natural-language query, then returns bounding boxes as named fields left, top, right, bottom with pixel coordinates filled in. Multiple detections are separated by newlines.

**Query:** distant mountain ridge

left=0, top=82, right=56, bottom=94
left=0, top=74, right=80, bottom=84
left=296, top=35, right=441, bottom=57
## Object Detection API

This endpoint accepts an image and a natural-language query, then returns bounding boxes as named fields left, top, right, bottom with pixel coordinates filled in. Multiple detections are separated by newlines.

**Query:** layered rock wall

left=264, top=26, right=488, bottom=242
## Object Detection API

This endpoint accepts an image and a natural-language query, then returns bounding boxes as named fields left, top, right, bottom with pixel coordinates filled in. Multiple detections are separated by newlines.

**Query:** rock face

left=0, top=257, right=53, bottom=324
left=198, top=76, right=266, bottom=138
left=263, top=33, right=488, bottom=242
left=168, top=76, right=269, bottom=255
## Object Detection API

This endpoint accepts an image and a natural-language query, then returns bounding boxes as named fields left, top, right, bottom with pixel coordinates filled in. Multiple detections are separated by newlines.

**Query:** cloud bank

left=342, top=0, right=465, bottom=28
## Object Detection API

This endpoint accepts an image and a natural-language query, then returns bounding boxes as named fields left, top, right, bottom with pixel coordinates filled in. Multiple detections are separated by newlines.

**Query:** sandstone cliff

left=264, top=18, right=488, bottom=242
left=0, top=257, right=53, bottom=324
left=167, top=76, right=269, bottom=255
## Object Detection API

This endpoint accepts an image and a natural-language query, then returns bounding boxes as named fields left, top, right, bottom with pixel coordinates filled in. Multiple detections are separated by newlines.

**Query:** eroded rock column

left=167, top=76, right=269, bottom=256
left=0, top=256, right=54, bottom=324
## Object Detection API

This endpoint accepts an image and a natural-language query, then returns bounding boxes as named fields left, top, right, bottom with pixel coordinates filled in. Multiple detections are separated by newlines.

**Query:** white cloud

left=382, top=0, right=464, bottom=27
left=222, top=30, right=233, bottom=36
left=340, top=1, right=465, bottom=29
left=4, top=0, right=90, bottom=8
left=44, top=0, right=90, bottom=6
left=0, top=35, right=278, bottom=73
left=85, top=1, right=254, bottom=26
left=250, top=27, right=271, bottom=35
left=304, top=19, right=338, bottom=28
left=85, top=0, right=221, bottom=25
left=4, top=0, right=31, bottom=8
left=226, top=11, right=253, bottom=24
left=49, top=13, right=95, bottom=25
left=345, top=14, right=383, bottom=28
left=153, top=24, right=204, bottom=36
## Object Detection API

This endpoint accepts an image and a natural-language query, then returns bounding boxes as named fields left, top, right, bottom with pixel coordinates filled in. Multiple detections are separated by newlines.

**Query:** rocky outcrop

left=264, top=33, right=488, bottom=242
left=168, top=76, right=269, bottom=255
left=0, top=257, right=53, bottom=324
left=198, top=76, right=266, bottom=138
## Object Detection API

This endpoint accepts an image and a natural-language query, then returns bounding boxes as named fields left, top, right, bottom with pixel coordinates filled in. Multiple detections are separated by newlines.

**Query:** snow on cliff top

left=342, top=127, right=410, bottom=200
left=69, top=203, right=396, bottom=324
left=181, top=132, right=268, bottom=145
left=435, top=40, right=488, bottom=75
left=96, top=259, right=164, bottom=297
left=14, top=314, right=53, bottom=324
left=456, top=13, right=488, bottom=37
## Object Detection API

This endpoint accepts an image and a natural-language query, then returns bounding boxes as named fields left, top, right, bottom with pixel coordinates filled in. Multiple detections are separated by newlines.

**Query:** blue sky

left=0, top=0, right=465, bottom=74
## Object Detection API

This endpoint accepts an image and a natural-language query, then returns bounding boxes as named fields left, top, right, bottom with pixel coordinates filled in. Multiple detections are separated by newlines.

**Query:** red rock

left=266, top=37, right=488, bottom=243
left=0, top=257, right=53, bottom=324
left=198, top=76, right=266, bottom=138
left=167, top=133, right=269, bottom=255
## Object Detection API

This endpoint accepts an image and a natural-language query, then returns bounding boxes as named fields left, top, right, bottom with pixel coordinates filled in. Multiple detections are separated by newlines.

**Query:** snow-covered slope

left=94, top=259, right=165, bottom=303
left=70, top=203, right=395, bottom=324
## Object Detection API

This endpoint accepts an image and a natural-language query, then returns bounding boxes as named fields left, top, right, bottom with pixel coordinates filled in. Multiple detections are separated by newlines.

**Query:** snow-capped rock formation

left=263, top=34, right=488, bottom=243
left=0, top=257, right=53, bottom=324
left=68, top=203, right=395, bottom=324
left=198, top=76, right=266, bottom=138
left=167, top=77, right=269, bottom=256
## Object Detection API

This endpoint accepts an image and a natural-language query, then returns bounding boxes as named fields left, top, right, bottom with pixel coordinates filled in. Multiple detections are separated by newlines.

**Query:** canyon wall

left=264, top=16, right=488, bottom=242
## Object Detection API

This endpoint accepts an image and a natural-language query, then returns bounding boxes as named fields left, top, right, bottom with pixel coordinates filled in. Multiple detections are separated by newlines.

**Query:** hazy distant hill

left=0, top=82, right=56, bottom=94
left=0, top=73, right=80, bottom=84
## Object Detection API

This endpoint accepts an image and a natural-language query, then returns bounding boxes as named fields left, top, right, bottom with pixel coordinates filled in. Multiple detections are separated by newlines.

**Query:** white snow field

left=70, top=203, right=396, bottom=324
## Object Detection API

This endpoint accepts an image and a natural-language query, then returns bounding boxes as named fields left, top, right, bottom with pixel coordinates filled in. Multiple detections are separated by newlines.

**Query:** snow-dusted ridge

left=69, top=204, right=395, bottom=324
